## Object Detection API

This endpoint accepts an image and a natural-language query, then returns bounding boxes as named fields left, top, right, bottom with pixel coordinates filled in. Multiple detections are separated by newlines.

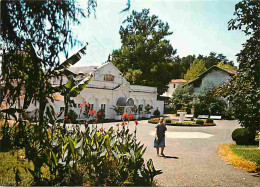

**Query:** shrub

left=67, top=109, right=78, bottom=123
left=223, top=108, right=236, bottom=120
left=153, top=109, right=160, bottom=117
left=196, top=119, right=204, bottom=125
left=164, top=108, right=175, bottom=114
left=165, top=118, right=171, bottom=123
left=232, top=128, right=256, bottom=145
left=206, top=118, right=214, bottom=123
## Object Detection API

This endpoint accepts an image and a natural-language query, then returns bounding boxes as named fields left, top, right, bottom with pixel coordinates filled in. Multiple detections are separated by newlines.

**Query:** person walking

left=154, top=117, right=167, bottom=156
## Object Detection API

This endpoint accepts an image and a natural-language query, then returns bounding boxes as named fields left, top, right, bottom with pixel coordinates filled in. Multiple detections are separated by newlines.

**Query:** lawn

left=230, top=144, right=260, bottom=165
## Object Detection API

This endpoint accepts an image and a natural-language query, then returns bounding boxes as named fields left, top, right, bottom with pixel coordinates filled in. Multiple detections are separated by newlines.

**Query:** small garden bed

left=148, top=118, right=216, bottom=126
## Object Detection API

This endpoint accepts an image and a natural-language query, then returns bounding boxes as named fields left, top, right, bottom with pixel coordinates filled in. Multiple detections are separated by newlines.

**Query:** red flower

left=65, top=115, right=69, bottom=119
left=122, top=113, right=128, bottom=118
left=98, top=112, right=102, bottom=116
left=68, top=119, right=71, bottom=123
left=56, top=112, right=59, bottom=116
left=121, top=122, right=127, bottom=126
left=79, top=104, right=84, bottom=108
left=86, top=103, right=90, bottom=108
left=89, top=110, right=97, bottom=115
left=129, top=113, right=134, bottom=120
left=83, top=101, right=87, bottom=103
left=135, top=120, right=138, bottom=125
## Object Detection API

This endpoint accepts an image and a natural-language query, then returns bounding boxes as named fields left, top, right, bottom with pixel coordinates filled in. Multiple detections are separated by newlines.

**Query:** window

left=104, top=74, right=114, bottom=81
left=101, top=104, right=106, bottom=113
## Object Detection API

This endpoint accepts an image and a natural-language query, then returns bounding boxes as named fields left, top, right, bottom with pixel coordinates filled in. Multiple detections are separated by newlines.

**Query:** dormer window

left=104, top=74, right=114, bottom=81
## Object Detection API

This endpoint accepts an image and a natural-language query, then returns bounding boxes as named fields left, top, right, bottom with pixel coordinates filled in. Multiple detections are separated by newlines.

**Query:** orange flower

left=86, top=103, right=90, bottom=108
left=129, top=113, right=134, bottom=120
left=79, top=104, right=84, bottom=108
left=121, top=122, right=127, bottom=126
left=135, top=120, right=138, bottom=125
left=89, top=110, right=97, bottom=115
left=122, top=113, right=128, bottom=118
left=83, top=101, right=87, bottom=103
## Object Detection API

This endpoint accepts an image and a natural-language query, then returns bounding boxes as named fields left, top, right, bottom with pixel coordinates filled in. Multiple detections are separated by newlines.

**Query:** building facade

left=48, top=62, right=164, bottom=119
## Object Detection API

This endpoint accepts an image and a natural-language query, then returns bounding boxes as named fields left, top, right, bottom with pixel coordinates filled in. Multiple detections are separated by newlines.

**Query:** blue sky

left=66, top=0, right=248, bottom=67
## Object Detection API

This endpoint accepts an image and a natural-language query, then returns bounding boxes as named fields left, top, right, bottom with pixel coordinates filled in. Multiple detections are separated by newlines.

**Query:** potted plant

left=144, top=104, right=153, bottom=119
left=111, top=105, right=121, bottom=120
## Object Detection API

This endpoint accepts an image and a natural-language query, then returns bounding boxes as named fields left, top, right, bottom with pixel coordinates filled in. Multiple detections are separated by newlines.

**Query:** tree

left=184, top=59, right=207, bottom=81
left=171, top=85, right=194, bottom=113
left=194, top=78, right=226, bottom=117
left=216, top=0, right=260, bottom=131
left=112, top=9, right=177, bottom=95
left=217, top=62, right=237, bottom=70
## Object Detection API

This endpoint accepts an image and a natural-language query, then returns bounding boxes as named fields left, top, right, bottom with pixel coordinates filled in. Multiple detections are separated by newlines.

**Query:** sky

left=65, top=0, right=248, bottom=67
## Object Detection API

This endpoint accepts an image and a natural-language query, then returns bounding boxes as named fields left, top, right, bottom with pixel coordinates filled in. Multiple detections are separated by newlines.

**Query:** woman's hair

left=159, top=117, right=164, bottom=122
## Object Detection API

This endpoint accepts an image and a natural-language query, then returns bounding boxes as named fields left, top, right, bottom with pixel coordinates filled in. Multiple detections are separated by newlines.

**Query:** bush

left=206, top=118, right=214, bottom=123
left=223, top=108, right=236, bottom=120
left=165, top=118, right=171, bottom=123
left=153, top=109, right=160, bottom=117
left=164, top=108, right=176, bottom=114
left=232, top=128, right=256, bottom=145
left=196, top=119, right=204, bottom=125
left=67, top=109, right=78, bottom=123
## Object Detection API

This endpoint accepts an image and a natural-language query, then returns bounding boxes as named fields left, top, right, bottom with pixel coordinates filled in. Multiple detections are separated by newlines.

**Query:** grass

left=230, top=144, right=260, bottom=165
left=218, top=143, right=260, bottom=174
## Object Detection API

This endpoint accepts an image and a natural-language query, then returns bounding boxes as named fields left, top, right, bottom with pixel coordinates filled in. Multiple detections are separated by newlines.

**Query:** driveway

left=75, top=120, right=260, bottom=186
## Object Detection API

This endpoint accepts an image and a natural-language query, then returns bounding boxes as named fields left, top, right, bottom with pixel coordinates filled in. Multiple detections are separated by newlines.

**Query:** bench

left=185, top=114, right=194, bottom=118
left=209, top=115, right=222, bottom=120
left=197, top=115, right=209, bottom=119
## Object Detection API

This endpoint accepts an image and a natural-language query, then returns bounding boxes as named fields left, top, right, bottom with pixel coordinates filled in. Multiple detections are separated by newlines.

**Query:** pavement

left=68, top=120, right=260, bottom=186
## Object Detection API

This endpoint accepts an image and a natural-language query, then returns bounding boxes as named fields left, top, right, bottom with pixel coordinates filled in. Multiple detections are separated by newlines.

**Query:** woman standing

left=154, top=117, right=167, bottom=156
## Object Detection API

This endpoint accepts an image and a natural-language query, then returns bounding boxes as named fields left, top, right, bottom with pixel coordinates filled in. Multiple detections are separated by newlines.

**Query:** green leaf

left=75, top=138, right=83, bottom=149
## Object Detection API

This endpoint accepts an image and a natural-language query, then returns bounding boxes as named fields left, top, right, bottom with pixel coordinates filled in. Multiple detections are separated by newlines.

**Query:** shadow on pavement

left=163, top=155, right=179, bottom=159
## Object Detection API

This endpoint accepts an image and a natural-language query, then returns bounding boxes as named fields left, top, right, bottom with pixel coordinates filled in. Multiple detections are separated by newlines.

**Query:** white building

left=161, top=79, right=187, bottom=98
left=186, top=65, right=237, bottom=94
left=48, top=62, right=164, bottom=119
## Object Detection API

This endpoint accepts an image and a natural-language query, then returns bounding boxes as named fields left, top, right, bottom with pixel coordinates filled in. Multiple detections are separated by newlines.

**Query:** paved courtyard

left=73, top=120, right=260, bottom=186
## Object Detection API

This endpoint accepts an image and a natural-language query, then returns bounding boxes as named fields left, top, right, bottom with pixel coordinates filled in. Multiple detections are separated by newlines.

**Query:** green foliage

left=217, top=62, right=237, bottom=70
left=195, top=119, right=204, bottom=125
left=110, top=105, right=121, bottom=115
left=171, top=85, right=194, bottom=112
left=67, top=110, right=78, bottom=123
left=153, top=108, right=160, bottom=117
left=112, top=9, right=177, bottom=95
left=165, top=118, right=172, bottom=123
left=184, top=59, right=207, bottom=81
left=222, top=109, right=236, bottom=120
left=145, top=104, right=153, bottom=114
left=164, top=108, right=176, bottom=114
left=216, top=0, right=260, bottom=131
left=230, top=145, right=260, bottom=165
left=206, top=118, right=214, bottom=123
left=194, top=80, right=226, bottom=117
left=232, top=128, right=256, bottom=145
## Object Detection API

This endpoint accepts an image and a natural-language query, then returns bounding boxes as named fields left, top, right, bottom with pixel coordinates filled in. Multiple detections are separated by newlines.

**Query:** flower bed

left=148, top=118, right=216, bottom=126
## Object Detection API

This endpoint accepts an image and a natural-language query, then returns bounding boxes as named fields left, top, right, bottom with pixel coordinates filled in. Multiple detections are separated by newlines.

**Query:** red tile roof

left=171, top=79, right=187, bottom=83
